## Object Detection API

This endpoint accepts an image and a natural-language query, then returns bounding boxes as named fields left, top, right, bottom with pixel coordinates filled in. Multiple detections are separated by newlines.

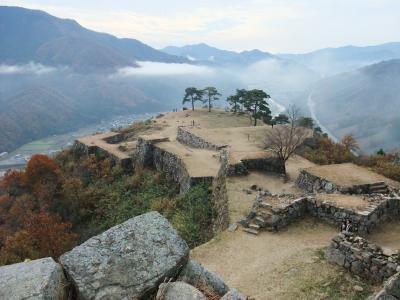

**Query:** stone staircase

left=242, top=201, right=276, bottom=235
left=368, top=182, right=389, bottom=194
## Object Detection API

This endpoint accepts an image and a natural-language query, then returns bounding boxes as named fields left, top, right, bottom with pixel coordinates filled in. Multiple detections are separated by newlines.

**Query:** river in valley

left=0, top=112, right=157, bottom=175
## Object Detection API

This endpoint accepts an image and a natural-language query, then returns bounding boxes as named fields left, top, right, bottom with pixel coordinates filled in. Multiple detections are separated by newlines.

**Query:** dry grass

left=369, top=220, right=400, bottom=251
left=304, top=163, right=400, bottom=188
left=315, top=194, right=371, bottom=211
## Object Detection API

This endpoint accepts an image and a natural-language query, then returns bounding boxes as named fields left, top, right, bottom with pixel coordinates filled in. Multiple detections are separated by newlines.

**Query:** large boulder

left=178, top=259, right=229, bottom=296
left=60, top=211, right=189, bottom=300
left=156, top=282, right=206, bottom=300
left=0, top=257, right=67, bottom=300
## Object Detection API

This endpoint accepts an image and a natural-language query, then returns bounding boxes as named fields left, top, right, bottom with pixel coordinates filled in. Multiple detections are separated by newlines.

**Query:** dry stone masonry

left=296, top=169, right=391, bottom=194
left=325, top=232, right=400, bottom=283
left=177, top=126, right=226, bottom=150
left=243, top=192, right=400, bottom=234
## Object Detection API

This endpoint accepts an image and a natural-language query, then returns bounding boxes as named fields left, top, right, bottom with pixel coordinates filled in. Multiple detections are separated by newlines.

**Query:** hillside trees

left=273, top=113, right=290, bottom=125
left=227, top=89, right=246, bottom=113
left=182, top=87, right=204, bottom=111
left=265, top=106, right=309, bottom=174
left=0, top=142, right=216, bottom=265
left=227, top=89, right=272, bottom=125
left=203, top=87, right=221, bottom=112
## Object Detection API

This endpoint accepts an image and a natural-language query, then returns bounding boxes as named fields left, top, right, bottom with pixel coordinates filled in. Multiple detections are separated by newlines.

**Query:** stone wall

left=177, top=126, right=225, bottom=150
left=153, top=145, right=213, bottom=194
left=210, top=150, right=229, bottom=233
left=296, top=169, right=391, bottom=194
left=227, top=157, right=285, bottom=176
left=246, top=194, right=400, bottom=234
left=325, top=233, right=400, bottom=283
left=296, top=170, right=340, bottom=193
left=72, top=141, right=133, bottom=170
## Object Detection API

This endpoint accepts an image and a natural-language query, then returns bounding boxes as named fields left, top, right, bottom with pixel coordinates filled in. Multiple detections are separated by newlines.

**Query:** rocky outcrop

left=60, top=211, right=189, bottom=300
left=178, top=260, right=230, bottom=296
left=374, top=272, right=400, bottom=299
left=156, top=282, right=206, bottom=300
left=0, top=257, right=68, bottom=300
left=325, top=233, right=400, bottom=283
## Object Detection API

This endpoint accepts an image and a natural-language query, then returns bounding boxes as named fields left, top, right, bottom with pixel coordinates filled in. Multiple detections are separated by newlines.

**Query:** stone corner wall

left=211, top=150, right=230, bottom=233
left=325, top=233, right=400, bottom=283
left=296, top=170, right=340, bottom=193
left=177, top=126, right=225, bottom=150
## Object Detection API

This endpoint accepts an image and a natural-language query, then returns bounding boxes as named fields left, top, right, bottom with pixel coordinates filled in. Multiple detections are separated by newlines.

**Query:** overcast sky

left=2, top=0, right=400, bottom=53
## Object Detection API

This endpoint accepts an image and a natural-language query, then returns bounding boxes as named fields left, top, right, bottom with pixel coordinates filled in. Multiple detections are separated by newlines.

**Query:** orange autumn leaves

left=0, top=154, right=77, bottom=265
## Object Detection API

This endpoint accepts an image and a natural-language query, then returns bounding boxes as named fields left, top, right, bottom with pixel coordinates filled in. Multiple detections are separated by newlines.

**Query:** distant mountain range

left=279, top=43, right=400, bottom=76
left=161, top=43, right=275, bottom=66
left=0, top=6, right=188, bottom=72
left=311, top=59, right=400, bottom=152
left=1, top=5, right=400, bottom=154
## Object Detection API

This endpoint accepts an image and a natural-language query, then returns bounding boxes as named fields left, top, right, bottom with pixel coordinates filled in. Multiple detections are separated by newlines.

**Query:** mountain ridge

left=161, top=43, right=275, bottom=66
left=0, top=6, right=189, bottom=72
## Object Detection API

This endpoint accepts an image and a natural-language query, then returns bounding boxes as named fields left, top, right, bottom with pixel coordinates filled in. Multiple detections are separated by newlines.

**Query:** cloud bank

left=112, top=61, right=214, bottom=77
left=0, top=63, right=57, bottom=75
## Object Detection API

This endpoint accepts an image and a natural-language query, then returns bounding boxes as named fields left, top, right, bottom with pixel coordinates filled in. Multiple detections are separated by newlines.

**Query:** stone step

left=369, top=181, right=386, bottom=187
left=249, top=224, right=260, bottom=230
left=370, top=188, right=389, bottom=193
left=255, top=216, right=266, bottom=226
left=260, top=202, right=272, bottom=209
left=370, top=186, right=387, bottom=190
left=242, top=228, right=259, bottom=235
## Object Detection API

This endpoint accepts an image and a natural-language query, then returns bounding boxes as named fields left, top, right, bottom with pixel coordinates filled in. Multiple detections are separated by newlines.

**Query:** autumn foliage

left=0, top=154, right=77, bottom=265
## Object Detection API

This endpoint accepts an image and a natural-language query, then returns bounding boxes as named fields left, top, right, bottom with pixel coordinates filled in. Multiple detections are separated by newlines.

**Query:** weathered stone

left=221, top=288, right=247, bottom=300
left=325, top=247, right=346, bottom=267
left=60, top=212, right=189, bottom=300
left=178, top=260, right=229, bottom=296
left=383, top=272, right=400, bottom=298
left=0, top=257, right=67, bottom=300
left=353, top=285, right=364, bottom=292
left=156, top=282, right=206, bottom=300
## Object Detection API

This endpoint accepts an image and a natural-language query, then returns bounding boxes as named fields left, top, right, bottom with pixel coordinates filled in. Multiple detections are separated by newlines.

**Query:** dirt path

left=192, top=219, right=375, bottom=299
left=369, top=220, right=400, bottom=251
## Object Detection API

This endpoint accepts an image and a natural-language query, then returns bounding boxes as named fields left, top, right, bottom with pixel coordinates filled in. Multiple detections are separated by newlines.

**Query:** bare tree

left=265, top=106, right=309, bottom=174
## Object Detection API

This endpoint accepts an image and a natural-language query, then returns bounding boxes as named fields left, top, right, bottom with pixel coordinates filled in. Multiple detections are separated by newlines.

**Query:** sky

left=2, top=0, right=400, bottom=53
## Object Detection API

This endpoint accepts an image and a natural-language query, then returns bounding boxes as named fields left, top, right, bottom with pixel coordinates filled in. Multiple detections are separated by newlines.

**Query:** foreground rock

left=0, top=257, right=67, bottom=300
left=156, top=282, right=206, bottom=300
left=221, top=289, right=248, bottom=300
left=178, top=259, right=229, bottom=296
left=60, top=211, right=189, bottom=300
left=374, top=272, right=400, bottom=299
